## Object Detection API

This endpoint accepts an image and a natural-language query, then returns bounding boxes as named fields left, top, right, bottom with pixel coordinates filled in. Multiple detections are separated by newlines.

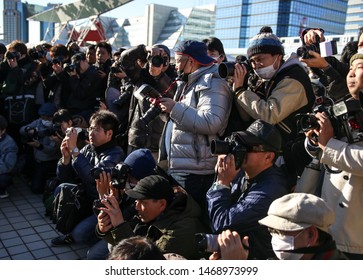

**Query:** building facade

left=2, top=0, right=55, bottom=44
left=215, top=0, right=349, bottom=49
left=345, top=0, right=363, bottom=35
left=110, top=4, right=215, bottom=50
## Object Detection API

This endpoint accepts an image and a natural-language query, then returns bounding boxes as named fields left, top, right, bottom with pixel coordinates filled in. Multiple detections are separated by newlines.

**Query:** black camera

left=5, top=51, right=20, bottom=61
left=22, top=127, right=39, bottom=142
left=296, top=34, right=320, bottom=59
left=64, top=63, right=76, bottom=72
left=133, top=84, right=164, bottom=125
left=113, top=83, right=134, bottom=107
left=110, top=62, right=124, bottom=74
left=148, top=54, right=168, bottom=67
left=29, top=47, right=46, bottom=60
left=195, top=233, right=219, bottom=253
left=51, top=57, right=63, bottom=65
left=296, top=97, right=363, bottom=143
left=91, top=163, right=129, bottom=189
left=211, top=132, right=249, bottom=169
left=218, top=61, right=252, bottom=79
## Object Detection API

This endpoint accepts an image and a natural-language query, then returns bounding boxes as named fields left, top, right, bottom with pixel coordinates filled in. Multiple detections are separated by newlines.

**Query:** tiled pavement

left=0, top=175, right=88, bottom=260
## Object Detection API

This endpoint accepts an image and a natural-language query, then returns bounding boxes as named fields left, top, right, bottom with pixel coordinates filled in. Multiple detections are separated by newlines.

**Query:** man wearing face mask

left=259, top=193, right=347, bottom=260
left=212, top=193, right=347, bottom=260
left=158, top=40, right=231, bottom=225
left=232, top=28, right=315, bottom=183
left=19, top=102, right=61, bottom=193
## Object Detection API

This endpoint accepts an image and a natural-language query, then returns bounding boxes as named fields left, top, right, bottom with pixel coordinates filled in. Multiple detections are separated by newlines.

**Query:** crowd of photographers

left=0, top=24, right=363, bottom=260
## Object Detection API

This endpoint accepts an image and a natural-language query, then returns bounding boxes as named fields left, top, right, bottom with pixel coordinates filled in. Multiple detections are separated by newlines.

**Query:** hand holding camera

left=97, top=209, right=113, bottom=233
left=95, top=170, right=113, bottom=199
left=96, top=194, right=125, bottom=229
left=215, top=154, right=240, bottom=186
left=313, top=112, right=335, bottom=149
left=65, top=127, right=79, bottom=154
left=5, top=51, right=20, bottom=68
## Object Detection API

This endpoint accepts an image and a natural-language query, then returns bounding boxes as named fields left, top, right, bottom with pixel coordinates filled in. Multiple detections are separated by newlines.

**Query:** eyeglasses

left=87, top=126, right=104, bottom=134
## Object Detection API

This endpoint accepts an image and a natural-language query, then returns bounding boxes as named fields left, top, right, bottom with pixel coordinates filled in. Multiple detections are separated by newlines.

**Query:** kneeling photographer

left=95, top=170, right=207, bottom=259
left=300, top=53, right=363, bottom=259
left=206, top=119, right=291, bottom=259
left=87, top=148, right=157, bottom=259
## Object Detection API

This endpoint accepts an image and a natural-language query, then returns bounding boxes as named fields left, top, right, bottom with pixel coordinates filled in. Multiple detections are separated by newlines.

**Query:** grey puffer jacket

left=159, top=64, right=231, bottom=174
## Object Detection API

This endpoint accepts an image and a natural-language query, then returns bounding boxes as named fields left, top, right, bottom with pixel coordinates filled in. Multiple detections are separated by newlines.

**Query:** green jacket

left=96, top=192, right=206, bottom=259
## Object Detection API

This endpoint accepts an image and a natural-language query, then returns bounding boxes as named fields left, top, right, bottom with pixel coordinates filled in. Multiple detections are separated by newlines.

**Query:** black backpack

left=52, top=184, right=92, bottom=234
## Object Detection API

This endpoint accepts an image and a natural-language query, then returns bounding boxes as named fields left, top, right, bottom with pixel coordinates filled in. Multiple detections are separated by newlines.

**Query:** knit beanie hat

left=247, top=32, right=284, bottom=58
left=350, top=53, right=363, bottom=66
left=124, top=148, right=156, bottom=180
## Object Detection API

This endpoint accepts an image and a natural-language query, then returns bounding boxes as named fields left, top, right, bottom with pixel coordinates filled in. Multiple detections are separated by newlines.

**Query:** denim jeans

left=87, top=239, right=110, bottom=260
left=0, top=173, right=12, bottom=191
left=71, top=214, right=99, bottom=245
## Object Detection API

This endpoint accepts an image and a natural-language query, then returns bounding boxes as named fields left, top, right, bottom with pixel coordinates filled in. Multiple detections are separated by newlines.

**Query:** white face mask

left=254, top=55, right=279, bottom=80
left=41, top=120, right=53, bottom=128
left=271, top=231, right=304, bottom=260
left=357, top=48, right=363, bottom=54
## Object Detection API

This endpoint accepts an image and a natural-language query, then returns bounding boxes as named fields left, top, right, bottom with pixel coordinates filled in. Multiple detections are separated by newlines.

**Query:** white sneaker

left=0, top=190, right=9, bottom=199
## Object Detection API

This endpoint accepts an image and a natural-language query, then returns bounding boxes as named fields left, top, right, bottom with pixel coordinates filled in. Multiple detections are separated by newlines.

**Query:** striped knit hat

left=247, top=32, right=284, bottom=58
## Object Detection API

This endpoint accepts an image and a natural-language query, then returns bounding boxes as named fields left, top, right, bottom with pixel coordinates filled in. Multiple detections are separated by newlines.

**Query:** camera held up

left=113, top=82, right=134, bottom=108
left=91, top=163, right=129, bottom=189
left=211, top=132, right=249, bottom=169
left=296, top=97, right=363, bottom=143
left=133, top=84, right=164, bottom=125
left=218, top=60, right=252, bottom=79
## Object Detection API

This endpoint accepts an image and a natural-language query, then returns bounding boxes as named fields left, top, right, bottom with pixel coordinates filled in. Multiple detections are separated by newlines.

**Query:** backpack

left=3, top=94, right=37, bottom=126
left=52, top=184, right=93, bottom=234
left=43, top=177, right=61, bottom=217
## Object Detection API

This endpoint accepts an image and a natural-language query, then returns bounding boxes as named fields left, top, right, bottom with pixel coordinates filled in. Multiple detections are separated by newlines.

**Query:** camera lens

left=150, top=55, right=164, bottom=67
left=211, top=139, right=231, bottom=155
left=218, top=62, right=236, bottom=79
left=141, top=106, right=162, bottom=125
left=195, top=233, right=220, bottom=252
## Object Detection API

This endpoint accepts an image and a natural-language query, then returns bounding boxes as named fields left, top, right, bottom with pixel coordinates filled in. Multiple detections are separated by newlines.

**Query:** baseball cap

left=235, top=119, right=282, bottom=152
left=126, top=175, right=174, bottom=203
left=174, top=40, right=215, bottom=65
left=259, top=193, right=335, bottom=233
left=124, top=148, right=156, bottom=180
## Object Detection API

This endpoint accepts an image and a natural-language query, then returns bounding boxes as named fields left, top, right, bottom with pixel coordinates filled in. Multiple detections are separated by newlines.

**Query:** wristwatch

left=70, top=147, right=79, bottom=154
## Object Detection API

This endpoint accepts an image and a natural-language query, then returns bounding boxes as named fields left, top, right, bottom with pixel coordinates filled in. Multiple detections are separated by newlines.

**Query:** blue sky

left=26, top=0, right=216, bottom=18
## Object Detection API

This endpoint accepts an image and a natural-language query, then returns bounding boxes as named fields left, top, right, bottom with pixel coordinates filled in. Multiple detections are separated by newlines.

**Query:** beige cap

left=259, top=193, right=335, bottom=232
